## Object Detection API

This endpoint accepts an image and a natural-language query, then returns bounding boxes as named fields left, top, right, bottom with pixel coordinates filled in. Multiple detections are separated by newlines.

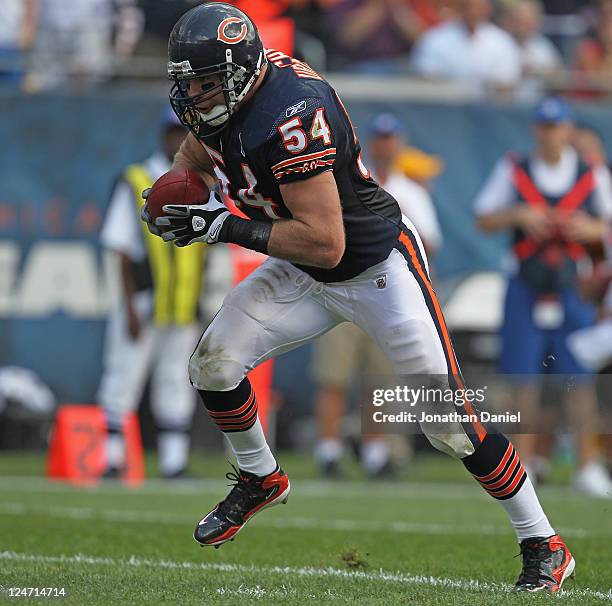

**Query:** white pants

left=190, top=234, right=480, bottom=459
left=98, top=292, right=199, bottom=430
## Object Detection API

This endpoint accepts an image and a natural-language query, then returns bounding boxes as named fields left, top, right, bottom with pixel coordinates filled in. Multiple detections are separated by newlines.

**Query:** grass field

left=1, top=451, right=611, bottom=605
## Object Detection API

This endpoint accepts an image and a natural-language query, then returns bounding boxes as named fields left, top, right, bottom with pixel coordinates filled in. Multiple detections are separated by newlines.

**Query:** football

left=145, top=168, right=210, bottom=220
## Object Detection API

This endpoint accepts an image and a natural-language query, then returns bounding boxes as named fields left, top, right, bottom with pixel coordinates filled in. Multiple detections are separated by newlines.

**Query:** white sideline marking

left=0, top=475, right=598, bottom=502
left=0, top=501, right=594, bottom=539
left=214, top=584, right=338, bottom=600
left=1, top=551, right=611, bottom=602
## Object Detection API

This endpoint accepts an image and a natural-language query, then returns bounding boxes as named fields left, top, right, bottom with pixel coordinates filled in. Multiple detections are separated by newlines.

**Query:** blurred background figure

left=567, top=127, right=612, bottom=471
left=393, top=145, right=445, bottom=191
left=310, top=322, right=397, bottom=478
left=571, top=0, right=612, bottom=98
left=0, top=366, right=56, bottom=450
left=573, top=124, right=610, bottom=166
left=24, top=0, right=144, bottom=92
left=567, top=225, right=612, bottom=473
left=475, top=96, right=612, bottom=497
left=96, top=108, right=205, bottom=479
left=310, top=113, right=442, bottom=478
left=567, top=224, right=612, bottom=373
left=538, top=0, right=591, bottom=62
left=367, top=113, right=443, bottom=256
left=500, top=0, right=564, bottom=101
left=0, top=0, right=38, bottom=87
left=411, top=0, right=521, bottom=97
left=326, top=0, right=447, bottom=74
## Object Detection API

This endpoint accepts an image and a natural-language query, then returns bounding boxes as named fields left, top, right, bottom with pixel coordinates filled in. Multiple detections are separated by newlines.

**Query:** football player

left=142, top=2, right=574, bottom=592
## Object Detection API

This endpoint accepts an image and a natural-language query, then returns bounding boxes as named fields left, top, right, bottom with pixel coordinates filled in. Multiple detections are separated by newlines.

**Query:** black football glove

left=152, top=192, right=230, bottom=247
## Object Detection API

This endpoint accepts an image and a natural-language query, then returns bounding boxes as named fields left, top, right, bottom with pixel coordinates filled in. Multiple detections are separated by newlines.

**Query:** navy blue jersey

left=201, top=49, right=402, bottom=282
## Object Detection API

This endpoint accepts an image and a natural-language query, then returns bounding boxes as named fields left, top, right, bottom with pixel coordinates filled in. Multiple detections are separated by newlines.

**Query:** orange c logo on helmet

left=217, top=17, right=248, bottom=44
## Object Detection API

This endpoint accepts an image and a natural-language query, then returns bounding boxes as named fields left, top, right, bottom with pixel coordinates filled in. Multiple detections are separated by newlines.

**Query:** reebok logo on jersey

left=285, top=100, right=307, bottom=118
left=192, top=216, right=206, bottom=231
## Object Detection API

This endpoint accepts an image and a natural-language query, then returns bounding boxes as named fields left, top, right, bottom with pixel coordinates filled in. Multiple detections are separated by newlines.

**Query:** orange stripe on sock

left=487, top=466, right=526, bottom=498
left=481, top=452, right=520, bottom=490
left=215, top=409, right=259, bottom=431
left=399, top=231, right=487, bottom=442
left=216, top=417, right=259, bottom=432
left=207, top=390, right=255, bottom=418
left=474, top=444, right=513, bottom=483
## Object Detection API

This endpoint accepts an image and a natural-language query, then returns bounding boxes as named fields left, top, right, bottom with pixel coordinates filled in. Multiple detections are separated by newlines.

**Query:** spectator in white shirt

left=25, top=0, right=143, bottom=91
left=411, top=0, right=522, bottom=98
left=500, top=0, right=564, bottom=102
left=0, top=0, right=37, bottom=85
left=367, top=113, right=443, bottom=256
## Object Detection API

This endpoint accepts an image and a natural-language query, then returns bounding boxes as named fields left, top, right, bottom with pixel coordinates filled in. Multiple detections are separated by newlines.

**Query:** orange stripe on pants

left=398, top=231, right=487, bottom=443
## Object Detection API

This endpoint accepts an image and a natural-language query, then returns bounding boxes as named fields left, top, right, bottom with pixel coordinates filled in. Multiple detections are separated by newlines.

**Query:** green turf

left=0, top=452, right=610, bottom=605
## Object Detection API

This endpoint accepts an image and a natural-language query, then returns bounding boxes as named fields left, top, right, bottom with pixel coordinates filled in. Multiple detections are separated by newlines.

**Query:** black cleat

left=514, top=535, right=575, bottom=593
left=194, top=465, right=290, bottom=547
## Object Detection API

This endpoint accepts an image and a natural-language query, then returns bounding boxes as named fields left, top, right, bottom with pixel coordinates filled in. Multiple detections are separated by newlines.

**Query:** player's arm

left=206, top=171, right=344, bottom=268
left=265, top=172, right=344, bottom=268
left=152, top=178, right=345, bottom=266
left=173, top=132, right=217, bottom=190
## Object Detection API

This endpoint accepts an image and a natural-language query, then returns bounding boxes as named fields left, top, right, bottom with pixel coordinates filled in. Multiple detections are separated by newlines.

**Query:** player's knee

left=424, top=432, right=475, bottom=459
left=188, top=347, right=246, bottom=391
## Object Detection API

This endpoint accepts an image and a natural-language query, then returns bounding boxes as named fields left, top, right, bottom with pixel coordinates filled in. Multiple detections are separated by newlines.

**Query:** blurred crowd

left=2, top=0, right=612, bottom=99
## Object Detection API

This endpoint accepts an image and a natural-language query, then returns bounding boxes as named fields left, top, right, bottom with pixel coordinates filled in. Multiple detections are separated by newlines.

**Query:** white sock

left=361, top=440, right=390, bottom=474
left=224, top=418, right=277, bottom=476
left=158, top=431, right=190, bottom=476
left=499, top=474, right=555, bottom=541
left=106, top=433, right=124, bottom=469
left=315, top=438, right=343, bottom=464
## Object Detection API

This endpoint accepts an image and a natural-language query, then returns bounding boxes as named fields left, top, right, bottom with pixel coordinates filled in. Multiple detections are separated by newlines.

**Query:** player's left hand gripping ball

left=140, top=167, right=229, bottom=246
left=141, top=189, right=160, bottom=236
left=156, top=194, right=230, bottom=247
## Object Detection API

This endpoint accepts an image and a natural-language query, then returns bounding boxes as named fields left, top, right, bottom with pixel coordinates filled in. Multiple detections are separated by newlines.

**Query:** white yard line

left=0, top=501, right=594, bottom=539
left=1, top=550, right=610, bottom=602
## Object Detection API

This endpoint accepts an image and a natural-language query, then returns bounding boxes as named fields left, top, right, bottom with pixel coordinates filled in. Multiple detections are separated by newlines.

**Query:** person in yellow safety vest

left=97, top=107, right=207, bottom=478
